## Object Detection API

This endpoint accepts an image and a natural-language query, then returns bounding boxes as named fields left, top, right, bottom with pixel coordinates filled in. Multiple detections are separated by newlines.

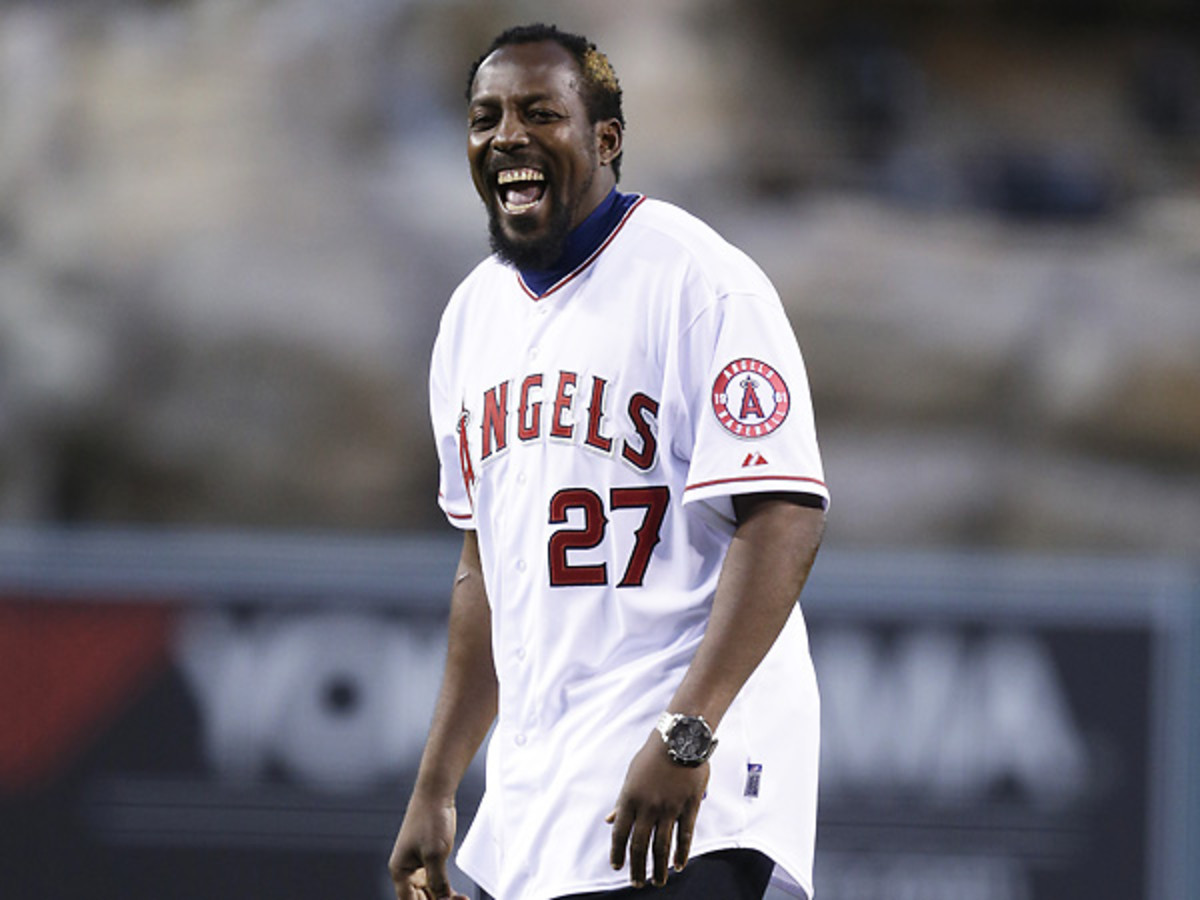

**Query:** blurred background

left=2, top=0, right=1198, bottom=898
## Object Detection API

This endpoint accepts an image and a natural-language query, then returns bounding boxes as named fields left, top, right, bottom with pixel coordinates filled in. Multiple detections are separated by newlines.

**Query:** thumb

left=424, top=859, right=460, bottom=900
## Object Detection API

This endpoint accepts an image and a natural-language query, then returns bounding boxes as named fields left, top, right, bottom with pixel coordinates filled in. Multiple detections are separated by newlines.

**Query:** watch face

left=674, top=719, right=708, bottom=756
left=668, top=716, right=713, bottom=764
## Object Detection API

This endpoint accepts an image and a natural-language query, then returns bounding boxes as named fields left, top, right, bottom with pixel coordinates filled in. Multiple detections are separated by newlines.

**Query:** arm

left=389, top=531, right=497, bottom=900
left=607, top=493, right=825, bottom=888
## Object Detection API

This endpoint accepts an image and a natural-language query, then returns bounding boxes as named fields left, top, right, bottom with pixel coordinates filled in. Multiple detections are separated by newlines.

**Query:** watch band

left=655, top=711, right=678, bottom=740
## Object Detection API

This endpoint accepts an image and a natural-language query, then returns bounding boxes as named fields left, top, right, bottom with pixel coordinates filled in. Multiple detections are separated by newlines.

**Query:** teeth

left=504, top=198, right=539, bottom=213
left=497, top=168, right=545, bottom=185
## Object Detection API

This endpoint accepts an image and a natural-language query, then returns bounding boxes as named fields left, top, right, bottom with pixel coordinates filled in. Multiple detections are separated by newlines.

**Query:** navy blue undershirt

left=517, top=188, right=641, bottom=297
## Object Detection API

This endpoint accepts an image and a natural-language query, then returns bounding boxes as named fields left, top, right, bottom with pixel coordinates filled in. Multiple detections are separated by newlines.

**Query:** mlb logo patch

left=744, top=762, right=762, bottom=798
left=711, top=358, right=790, bottom=439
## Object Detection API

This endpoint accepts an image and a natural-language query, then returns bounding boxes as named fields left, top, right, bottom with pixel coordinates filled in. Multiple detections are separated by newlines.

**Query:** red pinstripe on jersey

left=684, top=474, right=826, bottom=493
left=437, top=491, right=474, bottom=521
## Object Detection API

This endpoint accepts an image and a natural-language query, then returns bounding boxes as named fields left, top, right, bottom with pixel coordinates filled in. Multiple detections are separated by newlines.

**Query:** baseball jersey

left=429, top=193, right=828, bottom=900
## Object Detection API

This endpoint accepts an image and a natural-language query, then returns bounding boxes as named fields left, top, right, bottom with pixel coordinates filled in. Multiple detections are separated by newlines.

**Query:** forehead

left=469, top=41, right=584, bottom=105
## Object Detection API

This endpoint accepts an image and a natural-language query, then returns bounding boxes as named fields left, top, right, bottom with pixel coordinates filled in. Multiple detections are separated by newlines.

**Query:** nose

left=492, top=109, right=529, bottom=151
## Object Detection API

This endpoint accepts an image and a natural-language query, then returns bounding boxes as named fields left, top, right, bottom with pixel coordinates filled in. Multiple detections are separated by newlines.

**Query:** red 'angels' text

left=477, top=371, right=659, bottom=471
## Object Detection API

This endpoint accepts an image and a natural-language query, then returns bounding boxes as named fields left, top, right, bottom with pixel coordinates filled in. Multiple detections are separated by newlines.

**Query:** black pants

left=477, top=848, right=775, bottom=900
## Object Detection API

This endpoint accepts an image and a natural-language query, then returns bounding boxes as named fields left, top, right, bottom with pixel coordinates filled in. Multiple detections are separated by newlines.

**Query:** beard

left=486, top=166, right=595, bottom=271
left=487, top=194, right=574, bottom=271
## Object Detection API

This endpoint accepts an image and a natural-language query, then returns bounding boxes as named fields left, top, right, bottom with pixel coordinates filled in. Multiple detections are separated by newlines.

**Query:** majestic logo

left=712, top=358, right=790, bottom=438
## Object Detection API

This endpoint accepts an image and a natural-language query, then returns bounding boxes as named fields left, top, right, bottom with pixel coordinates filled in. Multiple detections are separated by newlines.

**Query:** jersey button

left=516, top=647, right=527, bottom=661
left=516, top=559, right=527, bottom=572
left=514, top=733, right=527, bottom=747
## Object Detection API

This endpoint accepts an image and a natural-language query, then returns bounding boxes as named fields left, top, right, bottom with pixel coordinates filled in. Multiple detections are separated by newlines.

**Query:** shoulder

left=622, top=197, right=777, bottom=300
left=448, top=255, right=511, bottom=308
left=431, top=256, right=514, bottom=371
left=438, top=255, right=512, bottom=328
left=623, top=197, right=730, bottom=257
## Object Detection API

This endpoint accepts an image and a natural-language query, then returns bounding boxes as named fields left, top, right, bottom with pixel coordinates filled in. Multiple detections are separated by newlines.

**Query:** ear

left=595, top=118, right=623, bottom=167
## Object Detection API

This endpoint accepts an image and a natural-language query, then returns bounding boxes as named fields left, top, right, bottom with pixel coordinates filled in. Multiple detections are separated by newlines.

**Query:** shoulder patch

left=711, top=358, right=790, bottom=439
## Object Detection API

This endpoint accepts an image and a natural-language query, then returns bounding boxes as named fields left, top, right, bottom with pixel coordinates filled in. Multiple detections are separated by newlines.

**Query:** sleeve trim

left=683, top=474, right=829, bottom=509
left=442, top=508, right=475, bottom=531
left=438, top=491, right=475, bottom=527
left=685, top=474, right=827, bottom=493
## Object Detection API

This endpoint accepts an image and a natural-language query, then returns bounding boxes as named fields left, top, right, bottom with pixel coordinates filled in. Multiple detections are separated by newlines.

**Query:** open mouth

left=496, top=167, right=547, bottom=215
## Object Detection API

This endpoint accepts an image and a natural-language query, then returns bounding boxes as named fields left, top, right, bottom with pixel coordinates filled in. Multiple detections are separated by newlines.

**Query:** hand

left=388, top=792, right=469, bottom=900
left=606, top=734, right=710, bottom=888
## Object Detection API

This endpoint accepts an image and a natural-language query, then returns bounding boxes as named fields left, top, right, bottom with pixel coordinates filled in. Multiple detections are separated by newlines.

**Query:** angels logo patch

left=711, top=358, right=790, bottom=438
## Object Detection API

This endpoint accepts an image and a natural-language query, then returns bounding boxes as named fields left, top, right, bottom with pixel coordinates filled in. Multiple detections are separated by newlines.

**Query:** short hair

left=466, top=23, right=625, bottom=180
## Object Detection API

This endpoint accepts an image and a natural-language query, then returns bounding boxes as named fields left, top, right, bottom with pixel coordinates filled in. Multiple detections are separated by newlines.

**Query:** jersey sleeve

left=679, top=289, right=829, bottom=510
left=429, top=316, right=477, bottom=530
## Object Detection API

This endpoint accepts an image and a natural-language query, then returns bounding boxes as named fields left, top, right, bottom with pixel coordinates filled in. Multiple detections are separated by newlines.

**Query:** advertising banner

left=0, top=533, right=1192, bottom=900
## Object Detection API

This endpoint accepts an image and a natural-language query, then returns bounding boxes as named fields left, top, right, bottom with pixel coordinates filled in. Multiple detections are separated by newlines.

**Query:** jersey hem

left=687, top=837, right=813, bottom=900
left=459, top=840, right=812, bottom=900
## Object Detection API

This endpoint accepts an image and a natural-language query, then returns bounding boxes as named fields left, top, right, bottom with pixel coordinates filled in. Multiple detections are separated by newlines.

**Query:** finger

left=628, top=821, right=653, bottom=888
left=411, top=868, right=433, bottom=900
left=674, top=803, right=697, bottom=871
left=389, top=863, right=422, bottom=900
left=424, top=859, right=455, bottom=900
left=651, top=819, right=673, bottom=887
left=609, top=805, right=634, bottom=870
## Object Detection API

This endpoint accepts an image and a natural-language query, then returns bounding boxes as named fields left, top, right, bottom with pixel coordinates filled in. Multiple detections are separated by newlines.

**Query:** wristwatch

left=655, top=712, right=718, bottom=767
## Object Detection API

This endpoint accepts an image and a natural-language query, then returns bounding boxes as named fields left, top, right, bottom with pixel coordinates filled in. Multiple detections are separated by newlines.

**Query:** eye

left=529, top=107, right=562, bottom=123
left=469, top=110, right=497, bottom=130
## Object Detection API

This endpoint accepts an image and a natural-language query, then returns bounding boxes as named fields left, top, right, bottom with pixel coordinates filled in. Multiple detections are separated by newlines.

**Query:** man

left=389, top=23, right=828, bottom=900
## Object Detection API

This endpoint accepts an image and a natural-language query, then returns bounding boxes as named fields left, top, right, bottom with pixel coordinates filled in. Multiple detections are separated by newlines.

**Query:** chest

left=451, top=273, right=680, bottom=475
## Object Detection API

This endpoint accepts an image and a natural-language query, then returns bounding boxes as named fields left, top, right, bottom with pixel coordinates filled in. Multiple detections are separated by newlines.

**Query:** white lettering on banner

left=813, top=627, right=1090, bottom=806
left=176, top=612, right=446, bottom=792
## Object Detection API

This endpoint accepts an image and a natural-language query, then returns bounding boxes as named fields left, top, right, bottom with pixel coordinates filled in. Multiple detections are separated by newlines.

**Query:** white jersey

left=429, top=196, right=828, bottom=900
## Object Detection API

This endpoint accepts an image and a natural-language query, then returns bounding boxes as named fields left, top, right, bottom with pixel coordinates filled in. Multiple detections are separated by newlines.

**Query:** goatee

left=487, top=196, right=574, bottom=271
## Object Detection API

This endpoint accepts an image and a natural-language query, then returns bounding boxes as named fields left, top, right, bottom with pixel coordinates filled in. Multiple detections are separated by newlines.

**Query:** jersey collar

left=516, top=188, right=643, bottom=300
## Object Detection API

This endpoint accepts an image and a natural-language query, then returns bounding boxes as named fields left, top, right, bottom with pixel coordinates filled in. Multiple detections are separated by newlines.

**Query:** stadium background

left=2, top=1, right=1198, bottom=898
